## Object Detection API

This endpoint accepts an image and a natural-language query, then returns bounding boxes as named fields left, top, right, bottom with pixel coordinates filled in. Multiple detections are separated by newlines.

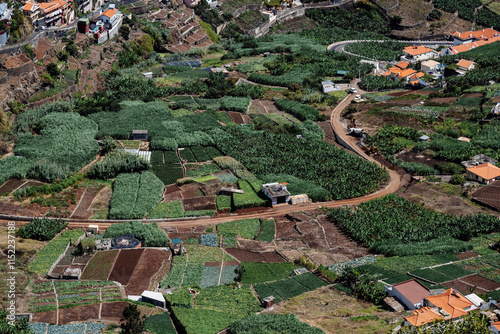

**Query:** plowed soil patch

left=225, top=248, right=284, bottom=262
left=0, top=179, right=27, bottom=194
left=71, top=186, right=101, bottom=219
left=205, top=261, right=222, bottom=267
left=59, top=304, right=100, bottom=324
left=32, top=311, right=57, bottom=323
left=101, top=301, right=129, bottom=321
left=455, top=251, right=479, bottom=260
left=125, top=249, right=171, bottom=295
left=108, top=249, right=144, bottom=285
left=442, top=279, right=488, bottom=295
left=460, top=274, right=500, bottom=291
left=182, top=196, right=216, bottom=211
left=427, top=97, right=457, bottom=105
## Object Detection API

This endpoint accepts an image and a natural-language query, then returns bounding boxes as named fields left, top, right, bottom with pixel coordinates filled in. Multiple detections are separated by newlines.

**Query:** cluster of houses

left=386, top=279, right=500, bottom=330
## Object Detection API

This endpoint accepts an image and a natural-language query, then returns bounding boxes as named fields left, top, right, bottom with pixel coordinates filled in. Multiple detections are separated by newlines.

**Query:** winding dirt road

left=1, top=93, right=401, bottom=229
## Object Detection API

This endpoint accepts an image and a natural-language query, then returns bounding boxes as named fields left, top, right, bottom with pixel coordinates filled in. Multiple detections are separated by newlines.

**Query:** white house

left=402, top=45, right=438, bottom=62
left=386, top=279, right=430, bottom=310
left=421, top=60, right=440, bottom=73
left=99, top=8, right=119, bottom=29
left=456, top=59, right=475, bottom=75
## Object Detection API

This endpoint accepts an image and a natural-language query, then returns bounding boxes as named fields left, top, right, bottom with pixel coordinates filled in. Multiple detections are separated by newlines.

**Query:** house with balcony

left=22, top=1, right=41, bottom=23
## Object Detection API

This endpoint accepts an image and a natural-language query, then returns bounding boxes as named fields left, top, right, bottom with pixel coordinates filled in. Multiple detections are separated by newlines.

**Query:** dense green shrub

left=275, top=99, right=325, bottom=122
left=229, top=314, right=324, bottom=334
left=88, top=151, right=150, bottom=179
left=103, top=221, right=169, bottom=247
left=17, top=218, right=67, bottom=241
left=13, top=174, right=84, bottom=199
left=233, top=180, right=267, bottom=210
left=220, top=96, right=251, bottom=113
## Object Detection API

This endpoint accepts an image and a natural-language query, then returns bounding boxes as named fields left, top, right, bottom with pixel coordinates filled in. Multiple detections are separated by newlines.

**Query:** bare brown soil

left=179, top=183, right=204, bottom=199
left=427, top=97, right=457, bottom=105
left=224, top=248, right=285, bottom=262
left=395, top=151, right=446, bottom=168
left=463, top=93, right=483, bottom=98
left=59, top=304, right=100, bottom=324
left=442, top=274, right=500, bottom=294
left=0, top=200, right=49, bottom=216
left=0, top=179, right=28, bottom=194
left=454, top=251, right=479, bottom=260
left=183, top=196, right=216, bottom=211
left=205, top=261, right=222, bottom=267
left=387, top=90, right=412, bottom=97
left=227, top=112, right=249, bottom=124
left=249, top=99, right=280, bottom=114
left=71, top=186, right=101, bottom=219
left=101, top=301, right=129, bottom=321
left=108, top=249, right=145, bottom=285
left=388, top=0, right=433, bottom=26
left=32, top=311, right=57, bottom=323
left=125, top=249, right=171, bottom=295
left=399, top=181, right=500, bottom=216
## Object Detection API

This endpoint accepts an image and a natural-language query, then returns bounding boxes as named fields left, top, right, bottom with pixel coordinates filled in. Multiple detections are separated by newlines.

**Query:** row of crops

left=108, top=171, right=165, bottom=219
left=169, top=96, right=251, bottom=113
left=161, top=245, right=235, bottom=289
left=328, top=194, right=500, bottom=256
left=254, top=272, right=327, bottom=303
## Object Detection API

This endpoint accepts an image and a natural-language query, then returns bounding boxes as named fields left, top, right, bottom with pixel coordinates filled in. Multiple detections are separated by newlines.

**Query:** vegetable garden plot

left=81, top=250, right=119, bottom=280
left=145, top=313, right=177, bottom=334
left=151, top=163, right=183, bottom=185
left=236, top=218, right=261, bottom=239
left=29, top=229, right=84, bottom=274
left=255, top=219, right=275, bottom=241
left=390, top=105, right=447, bottom=118
left=179, top=148, right=196, bottom=162
left=259, top=277, right=309, bottom=301
left=220, top=264, right=239, bottom=285
left=200, top=265, right=221, bottom=288
left=186, top=163, right=220, bottom=178
left=108, top=249, right=145, bottom=285
left=240, top=262, right=300, bottom=284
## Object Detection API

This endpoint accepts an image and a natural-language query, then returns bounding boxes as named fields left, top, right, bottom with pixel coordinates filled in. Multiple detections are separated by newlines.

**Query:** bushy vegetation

left=13, top=174, right=84, bottom=199
left=359, top=75, right=403, bottom=91
left=239, top=262, right=299, bottom=284
left=233, top=180, right=267, bottom=210
left=275, top=99, right=325, bottom=121
left=103, top=221, right=169, bottom=247
left=108, top=172, right=164, bottom=219
left=17, top=218, right=67, bottom=241
left=87, top=150, right=150, bottom=179
left=215, top=127, right=388, bottom=200
left=229, top=314, right=324, bottom=334
left=328, top=194, right=500, bottom=255
left=344, top=41, right=408, bottom=61
left=4, top=112, right=99, bottom=183
left=220, top=96, right=251, bottom=113
left=144, top=313, right=176, bottom=334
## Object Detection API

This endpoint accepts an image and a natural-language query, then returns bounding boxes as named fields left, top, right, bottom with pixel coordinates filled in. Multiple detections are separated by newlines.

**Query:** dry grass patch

left=269, top=286, right=401, bottom=334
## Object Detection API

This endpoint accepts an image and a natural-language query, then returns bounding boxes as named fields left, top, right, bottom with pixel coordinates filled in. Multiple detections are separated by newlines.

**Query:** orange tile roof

left=425, top=288, right=473, bottom=319
left=396, top=69, right=417, bottom=78
left=101, top=8, right=118, bottom=18
left=23, top=2, right=33, bottom=10
left=452, top=28, right=499, bottom=40
left=467, top=163, right=500, bottom=181
left=39, top=2, right=61, bottom=11
left=396, top=61, right=409, bottom=69
left=404, top=307, right=442, bottom=327
left=403, top=45, right=434, bottom=56
left=492, top=321, right=500, bottom=330
left=457, top=59, right=474, bottom=69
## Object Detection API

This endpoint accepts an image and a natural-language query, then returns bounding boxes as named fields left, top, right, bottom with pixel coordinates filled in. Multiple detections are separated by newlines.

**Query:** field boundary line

left=217, top=262, right=223, bottom=285
left=70, top=187, right=88, bottom=218
left=52, top=280, right=59, bottom=325
left=314, top=219, right=332, bottom=249
left=11, top=180, right=29, bottom=194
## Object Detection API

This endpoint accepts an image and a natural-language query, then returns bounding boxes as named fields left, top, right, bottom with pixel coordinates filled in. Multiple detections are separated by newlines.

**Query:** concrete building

left=141, top=291, right=166, bottom=308
left=401, top=45, right=438, bottom=62
left=321, top=80, right=336, bottom=93
left=456, top=59, right=475, bottom=75
left=262, top=182, right=290, bottom=205
left=421, top=60, right=440, bottom=73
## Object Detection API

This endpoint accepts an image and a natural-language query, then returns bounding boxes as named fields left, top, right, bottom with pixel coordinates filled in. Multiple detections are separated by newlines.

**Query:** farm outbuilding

left=290, top=194, right=308, bottom=205
left=262, top=183, right=290, bottom=205
left=132, top=130, right=148, bottom=140
left=141, top=291, right=166, bottom=308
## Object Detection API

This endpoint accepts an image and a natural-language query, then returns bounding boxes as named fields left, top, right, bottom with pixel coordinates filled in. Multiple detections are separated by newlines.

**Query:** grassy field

left=270, top=286, right=400, bottom=334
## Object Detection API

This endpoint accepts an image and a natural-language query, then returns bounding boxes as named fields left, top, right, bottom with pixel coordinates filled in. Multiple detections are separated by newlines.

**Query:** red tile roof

left=403, top=45, right=434, bottom=56
left=467, top=163, right=500, bottom=181
left=392, top=279, right=430, bottom=305
left=452, top=28, right=499, bottom=40
left=425, top=288, right=473, bottom=319
left=405, top=307, right=442, bottom=327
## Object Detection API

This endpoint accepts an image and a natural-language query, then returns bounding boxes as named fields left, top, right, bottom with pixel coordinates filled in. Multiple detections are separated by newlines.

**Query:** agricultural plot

left=254, top=273, right=326, bottom=302
left=186, top=163, right=221, bottom=178
left=239, top=262, right=300, bottom=284
left=216, top=218, right=269, bottom=241
left=151, top=163, right=183, bottom=185
left=30, top=322, right=106, bottom=334
left=275, top=98, right=324, bottom=121
left=390, top=105, right=447, bottom=118
left=148, top=200, right=216, bottom=219
left=30, top=280, right=120, bottom=314
left=168, top=285, right=260, bottom=334
left=29, top=229, right=84, bottom=274
left=255, top=219, right=275, bottom=241
left=265, top=113, right=294, bottom=125
left=145, top=313, right=177, bottom=334
left=161, top=245, right=235, bottom=288
left=3, top=112, right=99, bottom=183
left=108, top=171, right=164, bottom=219
left=80, top=250, right=119, bottom=280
